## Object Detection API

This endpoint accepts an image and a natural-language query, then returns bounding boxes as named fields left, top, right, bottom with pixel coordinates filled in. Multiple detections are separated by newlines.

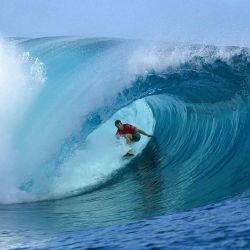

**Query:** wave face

left=0, top=37, right=250, bottom=219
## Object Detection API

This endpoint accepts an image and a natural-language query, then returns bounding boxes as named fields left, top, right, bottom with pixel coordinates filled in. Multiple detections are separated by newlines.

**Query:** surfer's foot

left=128, top=149, right=134, bottom=155
left=124, top=150, right=134, bottom=157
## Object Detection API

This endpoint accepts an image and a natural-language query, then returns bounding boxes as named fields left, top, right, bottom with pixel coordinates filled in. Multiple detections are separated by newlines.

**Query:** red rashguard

left=116, top=124, right=137, bottom=136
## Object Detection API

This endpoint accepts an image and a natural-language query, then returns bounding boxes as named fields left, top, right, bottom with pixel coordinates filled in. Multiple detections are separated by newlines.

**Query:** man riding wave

left=115, top=120, right=153, bottom=156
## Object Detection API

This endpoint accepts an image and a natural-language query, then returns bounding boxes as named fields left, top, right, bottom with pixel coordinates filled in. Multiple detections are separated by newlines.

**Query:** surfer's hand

left=148, top=134, right=153, bottom=137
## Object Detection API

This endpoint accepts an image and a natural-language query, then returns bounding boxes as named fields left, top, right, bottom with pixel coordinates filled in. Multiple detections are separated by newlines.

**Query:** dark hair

left=115, top=120, right=122, bottom=126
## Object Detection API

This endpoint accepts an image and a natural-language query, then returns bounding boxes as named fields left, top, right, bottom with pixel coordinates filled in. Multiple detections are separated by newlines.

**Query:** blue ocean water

left=0, top=37, right=250, bottom=249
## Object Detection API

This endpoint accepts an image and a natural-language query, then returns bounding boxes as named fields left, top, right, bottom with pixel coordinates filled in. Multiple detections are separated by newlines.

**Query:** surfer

left=115, top=120, right=153, bottom=156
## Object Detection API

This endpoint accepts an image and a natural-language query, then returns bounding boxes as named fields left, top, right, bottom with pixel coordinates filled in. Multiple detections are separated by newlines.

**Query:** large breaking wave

left=0, top=37, right=250, bottom=214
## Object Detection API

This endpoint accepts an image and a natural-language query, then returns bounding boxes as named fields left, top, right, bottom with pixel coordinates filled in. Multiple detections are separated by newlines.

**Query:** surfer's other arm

left=135, top=128, right=153, bottom=137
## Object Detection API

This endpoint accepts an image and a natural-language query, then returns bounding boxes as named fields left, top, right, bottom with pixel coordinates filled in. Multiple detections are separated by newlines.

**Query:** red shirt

left=117, top=124, right=137, bottom=136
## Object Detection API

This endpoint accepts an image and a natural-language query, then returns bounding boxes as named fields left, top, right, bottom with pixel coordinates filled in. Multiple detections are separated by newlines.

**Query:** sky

left=0, top=0, right=250, bottom=46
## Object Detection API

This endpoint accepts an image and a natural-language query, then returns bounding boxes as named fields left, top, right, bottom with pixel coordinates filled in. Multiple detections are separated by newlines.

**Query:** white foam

left=0, top=39, right=46, bottom=204
left=128, top=44, right=248, bottom=78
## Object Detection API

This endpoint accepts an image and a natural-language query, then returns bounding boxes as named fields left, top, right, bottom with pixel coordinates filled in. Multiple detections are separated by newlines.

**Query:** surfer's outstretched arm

left=137, top=129, right=153, bottom=137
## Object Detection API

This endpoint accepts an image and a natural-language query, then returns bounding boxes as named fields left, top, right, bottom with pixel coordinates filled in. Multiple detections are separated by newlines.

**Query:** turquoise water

left=0, top=37, right=249, bottom=249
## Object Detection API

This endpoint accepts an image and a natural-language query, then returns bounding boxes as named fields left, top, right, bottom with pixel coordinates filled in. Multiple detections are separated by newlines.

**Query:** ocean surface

left=0, top=37, right=250, bottom=249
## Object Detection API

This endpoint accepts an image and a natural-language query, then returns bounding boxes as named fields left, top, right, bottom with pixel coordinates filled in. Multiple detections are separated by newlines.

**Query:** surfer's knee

left=124, top=134, right=132, bottom=140
left=123, top=134, right=132, bottom=144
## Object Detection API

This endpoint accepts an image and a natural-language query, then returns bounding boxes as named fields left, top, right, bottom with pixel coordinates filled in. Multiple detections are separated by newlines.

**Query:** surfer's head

left=115, top=120, right=124, bottom=130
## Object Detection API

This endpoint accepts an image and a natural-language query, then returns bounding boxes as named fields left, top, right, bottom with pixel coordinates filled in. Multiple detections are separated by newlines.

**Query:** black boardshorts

left=132, top=132, right=141, bottom=142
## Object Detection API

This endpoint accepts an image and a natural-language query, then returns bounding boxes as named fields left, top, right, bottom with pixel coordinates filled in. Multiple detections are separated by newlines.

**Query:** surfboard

left=122, top=151, right=135, bottom=159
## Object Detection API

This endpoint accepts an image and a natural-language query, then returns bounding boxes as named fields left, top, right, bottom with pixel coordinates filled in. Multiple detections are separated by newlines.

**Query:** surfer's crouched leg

left=132, top=132, right=141, bottom=142
left=124, top=134, right=133, bottom=144
left=124, top=132, right=141, bottom=144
